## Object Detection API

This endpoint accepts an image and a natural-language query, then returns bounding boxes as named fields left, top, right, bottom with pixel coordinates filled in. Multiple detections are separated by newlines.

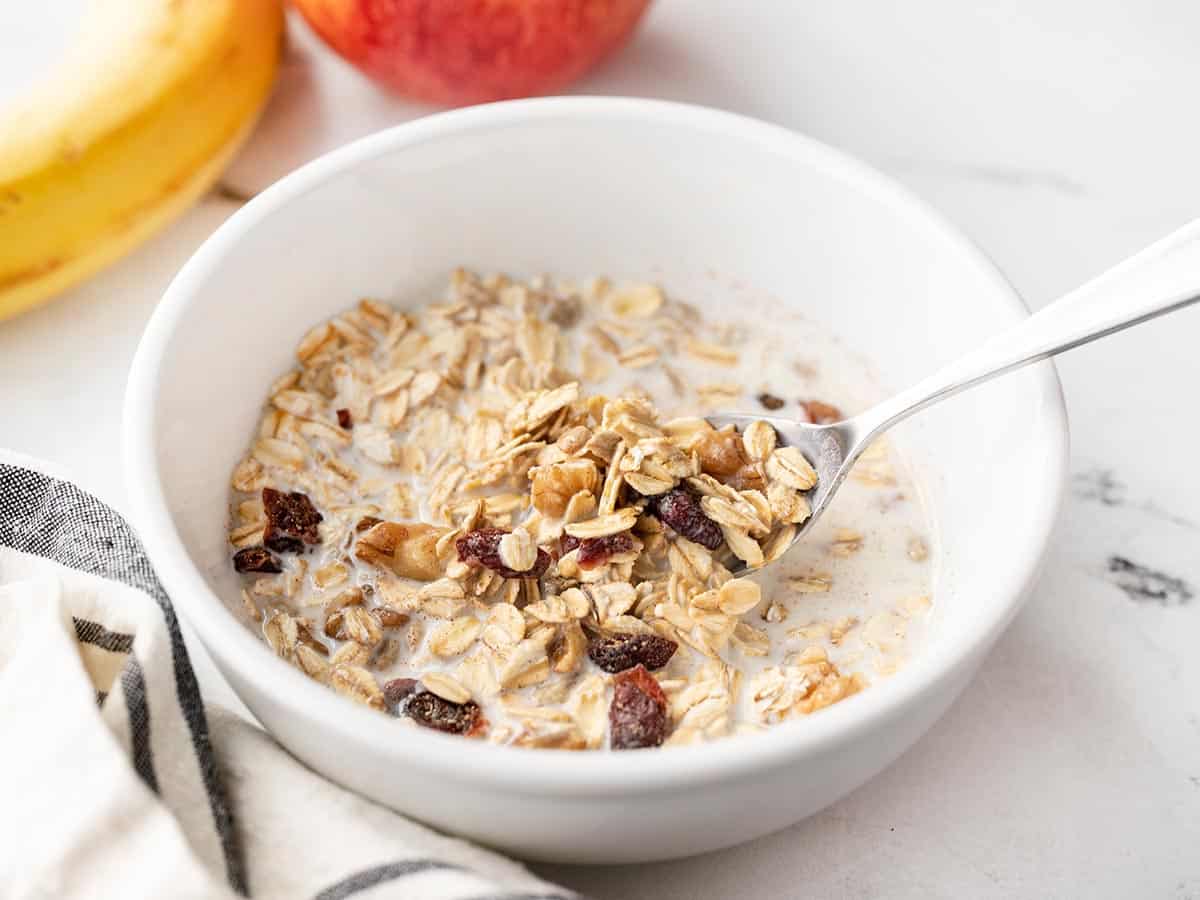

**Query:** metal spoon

left=709, top=218, right=1200, bottom=572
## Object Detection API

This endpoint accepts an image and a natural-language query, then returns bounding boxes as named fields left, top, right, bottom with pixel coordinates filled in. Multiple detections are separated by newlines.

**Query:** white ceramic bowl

left=123, top=97, right=1067, bottom=864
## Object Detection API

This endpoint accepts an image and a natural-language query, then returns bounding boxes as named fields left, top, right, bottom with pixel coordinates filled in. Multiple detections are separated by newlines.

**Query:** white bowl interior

left=128, top=100, right=1066, bottom=859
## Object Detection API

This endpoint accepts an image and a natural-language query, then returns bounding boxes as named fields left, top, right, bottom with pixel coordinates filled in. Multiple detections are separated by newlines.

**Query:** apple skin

left=291, top=0, right=652, bottom=106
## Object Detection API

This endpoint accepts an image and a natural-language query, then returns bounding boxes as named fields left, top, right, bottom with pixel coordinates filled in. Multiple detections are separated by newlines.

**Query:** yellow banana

left=0, top=0, right=283, bottom=321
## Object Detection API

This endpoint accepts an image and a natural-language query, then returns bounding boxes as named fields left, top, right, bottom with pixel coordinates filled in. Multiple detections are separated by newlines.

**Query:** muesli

left=228, top=271, right=933, bottom=749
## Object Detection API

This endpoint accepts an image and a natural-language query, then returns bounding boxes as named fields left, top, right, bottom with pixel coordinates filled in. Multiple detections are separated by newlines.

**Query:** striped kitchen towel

left=0, top=451, right=575, bottom=900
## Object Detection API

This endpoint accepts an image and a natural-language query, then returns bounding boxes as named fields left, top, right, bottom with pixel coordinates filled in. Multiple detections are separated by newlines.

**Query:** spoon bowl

left=703, top=412, right=854, bottom=572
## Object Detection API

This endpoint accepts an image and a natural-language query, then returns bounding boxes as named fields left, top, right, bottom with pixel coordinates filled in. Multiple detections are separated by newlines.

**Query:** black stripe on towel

left=73, top=617, right=135, bottom=654
left=313, top=861, right=578, bottom=900
left=0, top=464, right=247, bottom=896
left=312, top=860, right=465, bottom=899
left=120, top=654, right=159, bottom=794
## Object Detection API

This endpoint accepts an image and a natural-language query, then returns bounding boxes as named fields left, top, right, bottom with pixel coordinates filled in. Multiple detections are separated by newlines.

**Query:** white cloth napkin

left=0, top=451, right=575, bottom=900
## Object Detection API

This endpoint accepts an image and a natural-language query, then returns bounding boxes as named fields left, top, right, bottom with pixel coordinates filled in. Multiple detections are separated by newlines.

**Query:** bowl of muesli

left=124, top=97, right=1067, bottom=862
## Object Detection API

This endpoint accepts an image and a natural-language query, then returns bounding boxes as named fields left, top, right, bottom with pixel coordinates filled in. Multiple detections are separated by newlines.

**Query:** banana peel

left=0, top=0, right=283, bottom=321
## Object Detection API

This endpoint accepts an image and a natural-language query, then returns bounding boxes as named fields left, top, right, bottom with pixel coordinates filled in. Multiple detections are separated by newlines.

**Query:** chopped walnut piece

left=695, top=428, right=748, bottom=479
left=355, top=521, right=446, bottom=581
left=530, top=459, right=600, bottom=517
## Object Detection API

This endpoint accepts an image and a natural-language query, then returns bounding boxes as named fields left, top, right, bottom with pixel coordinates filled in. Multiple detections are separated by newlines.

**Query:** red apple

left=292, top=0, right=652, bottom=106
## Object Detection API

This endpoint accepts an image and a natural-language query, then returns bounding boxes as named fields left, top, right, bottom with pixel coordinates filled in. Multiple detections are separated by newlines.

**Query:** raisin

left=355, top=515, right=383, bottom=533
left=588, top=632, right=677, bottom=673
left=262, top=487, right=323, bottom=553
left=649, top=488, right=724, bottom=551
left=559, top=534, right=581, bottom=556
left=232, top=546, right=282, bottom=573
left=802, top=400, right=844, bottom=425
left=609, top=665, right=670, bottom=749
left=757, top=392, right=785, bottom=411
left=577, top=532, right=635, bottom=569
left=382, top=677, right=420, bottom=709
left=385, top=680, right=485, bottom=736
left=456, top=527, right=551, bottom=578
left=336, top=408, right=353, bottom=429
left=696, top=429, right=748, bottom=478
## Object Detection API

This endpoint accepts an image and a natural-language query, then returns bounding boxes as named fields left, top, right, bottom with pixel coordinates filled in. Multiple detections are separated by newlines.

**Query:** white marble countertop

left=3, top=2, right=1199, bottom=896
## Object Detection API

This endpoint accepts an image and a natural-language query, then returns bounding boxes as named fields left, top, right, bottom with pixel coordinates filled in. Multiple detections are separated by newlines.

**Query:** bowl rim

left=123, top=96, right=1068, bottom=795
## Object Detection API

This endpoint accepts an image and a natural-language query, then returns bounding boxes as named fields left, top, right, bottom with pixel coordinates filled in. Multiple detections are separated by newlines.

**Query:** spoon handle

left=855, top=217, right=1200, bottom=439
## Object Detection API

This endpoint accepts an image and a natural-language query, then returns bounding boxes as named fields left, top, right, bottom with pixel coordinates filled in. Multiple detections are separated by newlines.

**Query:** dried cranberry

left=456, top=527, right=551, bottom=578
left=802, top=400, right=844, bottom=425
left=588, top=633, right=677, bottom=673
left=609, top=665, right=670, bottom=749
left=385, top=680, right=485, bottom=736
left=577, top=532, right=635, bottom=569
left=262, top=488, right=323, bottom=553
left=757, top=392, right=785, bottom=411
left=649, top=489, right=724, bottom=551
left=561, top=532, right=635, bottom=568
left=232, top=546, right=282, bottom=574
left=336, top=408, right=353, bottom=429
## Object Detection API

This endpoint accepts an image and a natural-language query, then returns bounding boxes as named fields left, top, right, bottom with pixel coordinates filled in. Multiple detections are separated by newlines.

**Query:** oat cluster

left=228, top=271, right=868, bottom=749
